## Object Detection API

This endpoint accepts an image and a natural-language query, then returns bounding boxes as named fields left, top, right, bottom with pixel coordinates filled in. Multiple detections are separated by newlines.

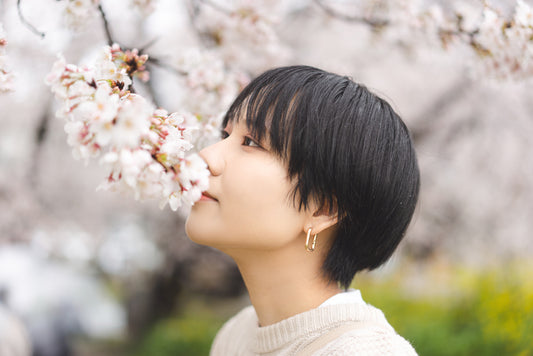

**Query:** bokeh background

left=1, top=0, right=532, bottom=355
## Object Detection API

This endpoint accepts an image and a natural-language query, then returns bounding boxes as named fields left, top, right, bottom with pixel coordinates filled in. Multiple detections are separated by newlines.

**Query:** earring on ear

left=305, top=228, right=318, bottom=252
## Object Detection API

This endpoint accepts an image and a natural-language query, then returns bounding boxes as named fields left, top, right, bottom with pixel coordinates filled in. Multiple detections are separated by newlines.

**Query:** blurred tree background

left=0, top=0, right=532, bottom=355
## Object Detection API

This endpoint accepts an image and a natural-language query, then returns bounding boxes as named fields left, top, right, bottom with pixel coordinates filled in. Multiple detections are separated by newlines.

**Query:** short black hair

left=222, top=65, right=420, bottom=289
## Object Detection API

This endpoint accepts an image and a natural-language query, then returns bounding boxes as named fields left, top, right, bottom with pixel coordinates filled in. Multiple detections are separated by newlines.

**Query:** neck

left=227, top=241, right=342, bottom=327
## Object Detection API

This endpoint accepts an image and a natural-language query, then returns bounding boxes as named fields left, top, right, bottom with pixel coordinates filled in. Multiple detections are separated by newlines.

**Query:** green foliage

left=133, top=314, right=224, bottom=356
left=357, top=262, right=533, bottom=356
left=131, top=262, right=533, bottom=356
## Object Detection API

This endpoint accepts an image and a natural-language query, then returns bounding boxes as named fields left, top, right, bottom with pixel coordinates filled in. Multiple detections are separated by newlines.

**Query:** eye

left=220, top=130, right=229, bottom=139
left=243, top=136, right=261, bottom=148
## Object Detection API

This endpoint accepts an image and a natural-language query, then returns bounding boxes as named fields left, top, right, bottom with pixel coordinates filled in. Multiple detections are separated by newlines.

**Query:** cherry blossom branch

left=437, top=13, right=487, bottom=54
left=94, top=5, right=183, bottom=92
left=17, top=0, right=45, bottom=38
left=45, top=45, right=211, bottom=210
left=313, top=0, right=533, bottom=80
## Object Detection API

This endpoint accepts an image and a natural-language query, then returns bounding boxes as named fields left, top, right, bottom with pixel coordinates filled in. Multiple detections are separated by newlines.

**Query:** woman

left=186, top=65, right=420, bottom=355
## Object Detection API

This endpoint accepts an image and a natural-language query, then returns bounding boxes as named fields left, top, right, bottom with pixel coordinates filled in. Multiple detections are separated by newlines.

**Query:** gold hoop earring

left=306, top=228, right=318, bottom=252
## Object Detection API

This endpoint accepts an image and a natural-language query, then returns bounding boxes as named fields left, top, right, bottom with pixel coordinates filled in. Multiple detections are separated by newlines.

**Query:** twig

left=143, top=67, right=162, bottom=108
left=139, top=37, right=160, bottom=54
left=148, top=56, right=188, bottom=76
left=28, top=110, right=50, bottom=191
left=97, top=3, right=114, bottom=45
left=186, top=0, right=218, bottom=47
left=313, top=0, right=389, bottom=28
left=17, top=0, right=45, bottom=38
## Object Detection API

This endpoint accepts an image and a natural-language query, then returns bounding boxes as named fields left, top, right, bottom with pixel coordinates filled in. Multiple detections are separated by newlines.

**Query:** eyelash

left=243, top=136, right=261, bottom=148
left=220, top=130, right=262, bottom=149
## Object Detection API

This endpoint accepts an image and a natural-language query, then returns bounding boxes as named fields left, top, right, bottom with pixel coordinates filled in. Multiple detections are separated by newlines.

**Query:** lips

left=201, top=191, right=218, bottom=201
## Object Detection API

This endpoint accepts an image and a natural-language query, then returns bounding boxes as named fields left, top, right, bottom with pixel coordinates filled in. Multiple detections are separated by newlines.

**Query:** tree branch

left=410, top=78, right=473, bottom=144
left=186, top=0, right=219, bottom=47
left=98, top=3, right=114, bottom=45
left=29, top=110, right=50, bottom=191
left=147, top=57, right=188, bottom=76
left=139, top=37, right=160, bottom=54
left=195, top=0, right=232, bottom=16
left=143, top=67, right=163, bottom=108
left=313, top=0, right=389, bottom=28
left=17, top=0, right=45, bottom=38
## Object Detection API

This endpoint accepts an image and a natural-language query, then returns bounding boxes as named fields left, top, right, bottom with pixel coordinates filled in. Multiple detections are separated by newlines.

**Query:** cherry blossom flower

left=111, top=94, right=152, bottom=148
left=95, top=46, right=133, bottom=88
left=108, top=44, right=150, bottom=83
left=84, top=84, right=121, bottom=146
left=177, top=153, right=210, bottom=207
left=64, top=120, right=100, bottom=160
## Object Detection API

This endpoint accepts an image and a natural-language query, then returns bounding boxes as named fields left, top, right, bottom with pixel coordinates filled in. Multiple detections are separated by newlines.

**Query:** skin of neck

left=223, top=231, right=342, bottom=327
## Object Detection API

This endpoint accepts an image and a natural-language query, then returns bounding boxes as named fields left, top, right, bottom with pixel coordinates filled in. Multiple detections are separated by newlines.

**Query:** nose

left=199, top=139, right=226, bottom=177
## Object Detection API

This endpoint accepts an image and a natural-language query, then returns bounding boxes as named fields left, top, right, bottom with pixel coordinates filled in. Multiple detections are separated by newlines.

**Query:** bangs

left=222, top=69, right=308, bottom=161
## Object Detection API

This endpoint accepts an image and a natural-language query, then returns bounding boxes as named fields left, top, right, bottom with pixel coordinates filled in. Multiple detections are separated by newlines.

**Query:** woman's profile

left=186, top=65, right=420, bottom=355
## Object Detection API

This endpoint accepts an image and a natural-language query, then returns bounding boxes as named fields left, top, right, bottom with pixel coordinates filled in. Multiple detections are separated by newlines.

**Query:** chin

left=185, top=214, right=214, bottom=247
left=185, top=215, right=201, bottom=242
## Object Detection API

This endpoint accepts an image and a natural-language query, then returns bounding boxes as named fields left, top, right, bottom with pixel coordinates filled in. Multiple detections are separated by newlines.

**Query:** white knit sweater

left=210, top=296, right=417, bottom=355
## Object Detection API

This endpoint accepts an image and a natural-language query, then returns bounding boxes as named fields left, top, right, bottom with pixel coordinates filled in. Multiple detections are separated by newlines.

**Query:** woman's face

left=185, top=119, right=308, bottom=251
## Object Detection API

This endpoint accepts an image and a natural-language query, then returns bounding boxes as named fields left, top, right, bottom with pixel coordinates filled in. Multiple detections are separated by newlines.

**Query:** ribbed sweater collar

left=251, top=303, right=393, bottom=354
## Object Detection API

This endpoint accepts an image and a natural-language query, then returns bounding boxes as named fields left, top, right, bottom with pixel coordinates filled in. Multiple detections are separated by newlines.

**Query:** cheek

left=219, top=160, right=304, bottom=245
left=186, top=157, right=306, bottom=249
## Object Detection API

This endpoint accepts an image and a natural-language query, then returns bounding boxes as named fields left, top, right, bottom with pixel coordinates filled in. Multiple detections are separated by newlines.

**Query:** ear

left=303, top=203, right=338, bottom=235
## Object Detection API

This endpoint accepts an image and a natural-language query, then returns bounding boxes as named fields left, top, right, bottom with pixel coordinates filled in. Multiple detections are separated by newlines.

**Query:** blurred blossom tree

left=0, top=0, right=532, bottom=352
left=0, top=23, right=15, bottom=92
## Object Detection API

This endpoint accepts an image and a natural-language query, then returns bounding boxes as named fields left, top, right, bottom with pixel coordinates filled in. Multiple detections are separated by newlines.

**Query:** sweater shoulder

left=210, top=305, right=256, bottom=356
left=314, top=327, right=418, bottom=356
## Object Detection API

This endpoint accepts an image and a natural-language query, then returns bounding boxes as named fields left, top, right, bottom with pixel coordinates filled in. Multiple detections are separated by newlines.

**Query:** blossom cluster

left=176, top=48, right=249, bottom=116
left=315, top=0, right=533, bottom=81
left=46, top=44, right=210, bottom=210
left=195, top=0, right=290, bottom=73
left=415, top=0, right=533, bottom=80
left=0, top=23, right=14, bottom=93
left=471, top=0, right=533, bottom=80
left=389, top=0, right=533, bottom=80
left=62, top=0, right=156, bottom=29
